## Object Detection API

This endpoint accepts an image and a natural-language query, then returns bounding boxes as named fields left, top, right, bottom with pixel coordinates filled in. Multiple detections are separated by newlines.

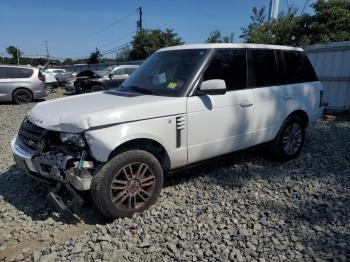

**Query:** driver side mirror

left=108, top=73, right=113, bottom=79
left=198, top=79, right=226, bottom=95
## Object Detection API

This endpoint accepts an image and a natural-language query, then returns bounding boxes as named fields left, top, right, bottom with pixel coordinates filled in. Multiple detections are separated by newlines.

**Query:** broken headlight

left=59, top=132, right=86, bottom=148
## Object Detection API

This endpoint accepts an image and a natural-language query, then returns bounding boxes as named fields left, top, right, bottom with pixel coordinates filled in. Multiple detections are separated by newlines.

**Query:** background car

left=73, top=65, right=139, bottom=94
left=0, top=65, right=46, bottom=104
left=55, top=71, right=77, bottom=87
left=44, top=68, right=67, bottom=76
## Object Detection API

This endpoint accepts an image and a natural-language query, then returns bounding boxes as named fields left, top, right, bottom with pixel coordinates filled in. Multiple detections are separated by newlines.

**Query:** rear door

left=0, top=67, right=12, bottom=101
left=250, top=49, right=293, bottom=145
left=187, top=49, right=254, bottom=164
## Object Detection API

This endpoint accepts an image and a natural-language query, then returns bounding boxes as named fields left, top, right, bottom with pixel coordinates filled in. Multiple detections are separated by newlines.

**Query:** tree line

left=1, top=0, right=349, bottom=66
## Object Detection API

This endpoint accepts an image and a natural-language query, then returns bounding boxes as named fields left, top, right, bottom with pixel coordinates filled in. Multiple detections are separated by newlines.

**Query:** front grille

left=18, top=119, right=45, bottom=151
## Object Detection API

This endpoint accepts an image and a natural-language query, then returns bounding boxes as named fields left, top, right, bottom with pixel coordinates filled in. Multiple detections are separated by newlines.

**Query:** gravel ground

left=0, top=89, right=349, bottom=261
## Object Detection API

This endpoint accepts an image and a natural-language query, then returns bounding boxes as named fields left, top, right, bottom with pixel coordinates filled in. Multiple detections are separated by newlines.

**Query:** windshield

left=119, top=49, right=210, bottom=96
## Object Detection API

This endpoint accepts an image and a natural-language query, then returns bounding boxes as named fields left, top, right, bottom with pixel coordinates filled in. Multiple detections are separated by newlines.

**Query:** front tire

left=90, top=85, right=105, bottom=92
left=270, top=115, right=305, bottom=161
left=91, top=150, right=163, bottom=219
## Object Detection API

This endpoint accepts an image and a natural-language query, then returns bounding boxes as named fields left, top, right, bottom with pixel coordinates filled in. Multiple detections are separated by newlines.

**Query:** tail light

left=38, top=71, right=45, bottom=81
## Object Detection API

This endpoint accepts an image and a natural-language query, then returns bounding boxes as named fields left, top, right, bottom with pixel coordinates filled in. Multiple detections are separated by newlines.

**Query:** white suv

left=11, top=44, right=324, bottom=219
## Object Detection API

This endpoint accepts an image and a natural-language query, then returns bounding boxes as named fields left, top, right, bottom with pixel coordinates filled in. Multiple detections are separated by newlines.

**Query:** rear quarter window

left=283, top=51, right=318, bottom=84
left=9, top=68, right=34, bottom=78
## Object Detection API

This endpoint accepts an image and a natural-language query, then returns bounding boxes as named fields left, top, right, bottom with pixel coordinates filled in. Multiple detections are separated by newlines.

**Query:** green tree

left=240, top=0, right=350, bottom=46
left=115, top=47, right=132, bottom=61
left=87, top=48, right=102, bottom=64
left=6, top=46, right=23, bottom=64
left=129, top=28, right=184, bottom=60
left=240, top=7, right=266, bottom=42
left=206, top=30, right=234, bottom=43
left=62, top=58, right=74, bottom=65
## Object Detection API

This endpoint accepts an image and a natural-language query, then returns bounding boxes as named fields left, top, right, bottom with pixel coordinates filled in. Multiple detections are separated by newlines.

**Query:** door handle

left=240, top=101, right=253, bottom=107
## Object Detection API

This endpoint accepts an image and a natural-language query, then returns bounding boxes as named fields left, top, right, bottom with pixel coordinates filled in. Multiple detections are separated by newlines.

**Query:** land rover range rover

left=11, top=44, right=324, bottom=219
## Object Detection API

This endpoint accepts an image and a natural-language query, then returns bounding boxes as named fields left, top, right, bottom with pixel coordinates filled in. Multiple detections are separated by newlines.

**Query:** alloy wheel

left=110, top=162, right=156, bottom=211
left=282, top=123, right=302, bottom=155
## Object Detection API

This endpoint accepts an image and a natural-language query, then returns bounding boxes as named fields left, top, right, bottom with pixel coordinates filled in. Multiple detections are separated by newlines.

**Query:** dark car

left=73, top=65, right=138, bottom=94
left=56, top=71, right=77, bottom=87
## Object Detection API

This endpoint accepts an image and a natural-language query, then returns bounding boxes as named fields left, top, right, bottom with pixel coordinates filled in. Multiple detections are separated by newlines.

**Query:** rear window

left=251, top=49, right=278, bottom=87
left=8, top=68, right=34, bottom=78
left=283, top=51, right=318, bottom=84
left=0, top=67, right=8, bottom=79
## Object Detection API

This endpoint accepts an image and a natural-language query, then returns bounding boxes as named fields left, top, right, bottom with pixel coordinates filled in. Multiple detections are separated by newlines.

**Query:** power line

left=99, top=31, right=136, bottom=48
left=72, top=8, right=138, bottom=41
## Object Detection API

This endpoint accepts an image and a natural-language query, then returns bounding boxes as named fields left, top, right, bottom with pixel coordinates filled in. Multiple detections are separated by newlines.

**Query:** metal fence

left=305, top=41, right=350, bottom=110
left=57, top=60, right=144, bottom=73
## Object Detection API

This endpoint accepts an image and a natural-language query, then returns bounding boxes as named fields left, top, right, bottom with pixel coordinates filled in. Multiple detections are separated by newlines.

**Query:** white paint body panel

left=187, top=89, right=254, bottom=164
left=252, top=81, right=323, bottom=145
left=28, top=91, right=186, bottom=133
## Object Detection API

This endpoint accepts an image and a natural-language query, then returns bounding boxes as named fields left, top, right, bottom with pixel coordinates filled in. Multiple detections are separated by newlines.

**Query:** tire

left=13, top=88, right=33, bottom=104
left=90, top=85, right=105, bottom=92
left=270, top=115, right=305, bottom=162
left=91, top=150, right=163, bottom=219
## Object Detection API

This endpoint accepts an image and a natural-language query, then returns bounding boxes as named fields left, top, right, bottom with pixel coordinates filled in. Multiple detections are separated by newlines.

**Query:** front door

left=187, top=49, right=254, bottom=164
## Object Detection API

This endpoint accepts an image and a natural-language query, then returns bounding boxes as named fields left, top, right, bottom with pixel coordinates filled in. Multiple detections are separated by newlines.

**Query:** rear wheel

left=270, top=115, right=305, bottom=161
left=91, top=150, right=163, bottom=219
left=13, top=89, right=33, bottom=104
left=90, top=85, right=105, bottom=92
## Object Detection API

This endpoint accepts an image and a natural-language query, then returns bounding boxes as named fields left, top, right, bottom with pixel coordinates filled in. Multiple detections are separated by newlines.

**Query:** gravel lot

left=0, top=89, right=349, bottom=261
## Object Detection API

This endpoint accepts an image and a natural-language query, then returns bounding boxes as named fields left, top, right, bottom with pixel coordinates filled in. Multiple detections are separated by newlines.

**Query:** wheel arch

left=288, top=109, right=309, bottom=128
left=12, top=87, right=33, bottom=101
left=108, top=138, right=171, bottom=173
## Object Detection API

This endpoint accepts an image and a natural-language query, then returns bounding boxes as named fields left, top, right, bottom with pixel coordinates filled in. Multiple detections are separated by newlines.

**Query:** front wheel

left=91, top=150, right=163, bottom=219
left=90, top=85, right=105, bottom=92
left=270, top=115, right=305, bottom=161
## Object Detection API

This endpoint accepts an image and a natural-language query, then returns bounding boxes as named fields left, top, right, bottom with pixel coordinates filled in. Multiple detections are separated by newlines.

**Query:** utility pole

left=45, top=40, right=50, bottom=59
left=16, top=48, right=20, bottom=65
left=268, top=0, right=280, bottom=20
left=137, top=6, right=143, bottom=31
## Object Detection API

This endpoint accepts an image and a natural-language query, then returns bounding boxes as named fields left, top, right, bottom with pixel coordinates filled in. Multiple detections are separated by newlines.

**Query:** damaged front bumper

left=11, top=135, right=93, bottom=191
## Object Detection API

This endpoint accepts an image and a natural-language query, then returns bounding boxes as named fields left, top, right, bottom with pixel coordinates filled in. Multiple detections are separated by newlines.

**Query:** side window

left=9, top=68, right=34, bottom=78
left=252, top=49, right=278, bottom=87
left=126, top=67, right=136, bottom=74
left=0, top=67, right=8, bottom=79
left=283, top=51, right=318, bottom=83
left=203, top=49, right=247, bottom=91
left=276, top=51, right=288, bottom=85
left=112, top=68, right=125, bottom=76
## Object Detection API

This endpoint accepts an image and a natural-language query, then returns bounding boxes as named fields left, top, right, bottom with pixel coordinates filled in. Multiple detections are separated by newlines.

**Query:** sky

left=0, top=0, right=314, bottom=59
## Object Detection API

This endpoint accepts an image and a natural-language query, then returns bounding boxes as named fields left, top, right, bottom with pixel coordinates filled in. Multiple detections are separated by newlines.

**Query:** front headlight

left=59, top=132, right=86, bottom=147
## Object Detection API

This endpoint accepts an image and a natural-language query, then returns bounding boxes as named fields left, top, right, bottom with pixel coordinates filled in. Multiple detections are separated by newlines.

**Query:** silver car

left=0, top=65, right=47, bottom=104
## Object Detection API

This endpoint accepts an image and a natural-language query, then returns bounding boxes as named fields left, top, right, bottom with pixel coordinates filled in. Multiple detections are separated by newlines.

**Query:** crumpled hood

left=28, top=91, right=186, bottom=133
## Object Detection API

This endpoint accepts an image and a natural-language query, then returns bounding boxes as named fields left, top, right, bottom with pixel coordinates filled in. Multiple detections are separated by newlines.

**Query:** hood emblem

left=28, top=114, right=43, bottom=125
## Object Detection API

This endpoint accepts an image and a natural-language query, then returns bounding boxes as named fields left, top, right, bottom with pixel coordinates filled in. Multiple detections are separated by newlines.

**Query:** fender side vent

left=176, top=115, right=186, bottom=148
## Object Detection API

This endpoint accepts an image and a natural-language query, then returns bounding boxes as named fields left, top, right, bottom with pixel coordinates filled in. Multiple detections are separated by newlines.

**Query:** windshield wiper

left=124, top=85, right=154, bottom=94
